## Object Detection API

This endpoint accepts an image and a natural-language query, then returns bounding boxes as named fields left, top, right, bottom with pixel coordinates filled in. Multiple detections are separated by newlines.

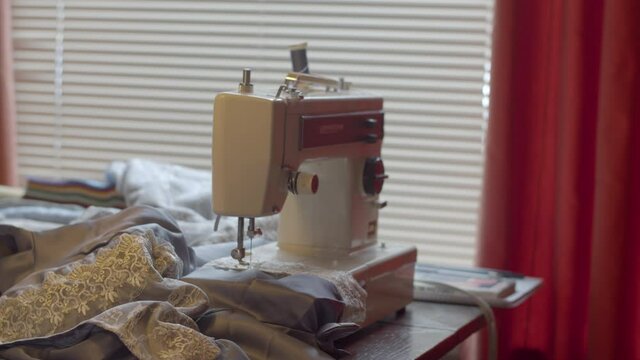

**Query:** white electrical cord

left=418, top=280, right=497, bottom=360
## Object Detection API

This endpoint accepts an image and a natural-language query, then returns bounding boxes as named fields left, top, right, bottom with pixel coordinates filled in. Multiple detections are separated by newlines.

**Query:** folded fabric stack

left=23, top=177, right=126, bottom=209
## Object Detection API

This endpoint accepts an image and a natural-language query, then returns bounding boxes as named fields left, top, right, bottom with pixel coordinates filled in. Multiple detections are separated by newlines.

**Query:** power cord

left=417, top=280, right=497, bottom=360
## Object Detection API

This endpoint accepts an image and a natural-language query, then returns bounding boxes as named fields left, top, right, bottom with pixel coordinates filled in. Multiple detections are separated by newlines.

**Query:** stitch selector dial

left=363, top=157, right=387, bottom=195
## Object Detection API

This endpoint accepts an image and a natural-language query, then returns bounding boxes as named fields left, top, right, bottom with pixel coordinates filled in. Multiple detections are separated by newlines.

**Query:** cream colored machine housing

left=213, top=93, right=287, bottom=218
left=212, top=75, right=416, bottom=327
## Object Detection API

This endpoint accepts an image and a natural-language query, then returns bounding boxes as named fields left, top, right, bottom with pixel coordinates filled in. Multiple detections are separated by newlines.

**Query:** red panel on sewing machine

left=300, top=111, right=384, bottom=149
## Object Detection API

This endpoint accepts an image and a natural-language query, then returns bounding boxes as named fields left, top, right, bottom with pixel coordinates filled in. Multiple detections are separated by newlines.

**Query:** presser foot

left=230, top=247, right=246, bottom=262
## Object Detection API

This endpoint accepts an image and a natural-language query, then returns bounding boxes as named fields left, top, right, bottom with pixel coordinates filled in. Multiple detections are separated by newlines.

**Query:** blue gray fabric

left=0, top=206, right=355, bottom=359
left=0, top=206, right=195, bottom=294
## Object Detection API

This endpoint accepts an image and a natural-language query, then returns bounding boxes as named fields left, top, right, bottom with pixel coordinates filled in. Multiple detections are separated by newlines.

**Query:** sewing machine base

left=253, top=241, right=416, bottom=327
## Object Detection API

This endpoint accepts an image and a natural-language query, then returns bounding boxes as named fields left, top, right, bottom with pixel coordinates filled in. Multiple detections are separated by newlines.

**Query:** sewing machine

left=212, top=68, right=416, bottom=327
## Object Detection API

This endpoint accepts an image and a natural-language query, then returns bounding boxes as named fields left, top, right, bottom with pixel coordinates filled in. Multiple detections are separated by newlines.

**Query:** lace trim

left=0, top=230, right=220, bottom=359
left=95, top=301, right=219, bottom=360
left=0, top=230, right=183, bottom=340
left=153, top=318, right=220, bottom=359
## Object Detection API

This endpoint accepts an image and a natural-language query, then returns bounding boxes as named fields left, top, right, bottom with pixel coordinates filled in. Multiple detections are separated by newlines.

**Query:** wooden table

left=340, top=302, right=485, bottom=359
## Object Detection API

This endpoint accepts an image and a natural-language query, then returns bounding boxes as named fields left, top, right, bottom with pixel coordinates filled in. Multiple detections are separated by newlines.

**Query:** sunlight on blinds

left=12, top=0, right=494, bottom=265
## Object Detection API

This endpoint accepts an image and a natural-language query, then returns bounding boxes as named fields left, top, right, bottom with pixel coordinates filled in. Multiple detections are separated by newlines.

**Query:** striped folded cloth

left=23, top=177, right=126, bottom=209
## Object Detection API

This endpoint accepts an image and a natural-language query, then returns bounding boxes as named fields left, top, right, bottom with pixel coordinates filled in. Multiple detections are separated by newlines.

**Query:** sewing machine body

left=214, top=89, right=386, bottom=254
left=212, top=72, right=416, bottom=326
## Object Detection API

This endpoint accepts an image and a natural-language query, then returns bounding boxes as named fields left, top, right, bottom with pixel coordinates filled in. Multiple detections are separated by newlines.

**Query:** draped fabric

left=478, top=0, right=640, bottom=359
left=0, top=1, right=18, bottom=186
left=0, top=206, right=353, bottom=359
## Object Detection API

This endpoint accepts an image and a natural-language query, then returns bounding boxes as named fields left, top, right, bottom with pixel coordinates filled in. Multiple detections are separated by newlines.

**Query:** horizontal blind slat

left=11, top=0, right=493, bottom=266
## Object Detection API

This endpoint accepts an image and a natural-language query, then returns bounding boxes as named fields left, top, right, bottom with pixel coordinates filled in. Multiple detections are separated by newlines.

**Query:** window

left=12, top=0, right=494, bottom=265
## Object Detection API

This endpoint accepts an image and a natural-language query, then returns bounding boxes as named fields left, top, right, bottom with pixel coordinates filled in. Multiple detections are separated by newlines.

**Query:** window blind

left=12, top=0, right=494, bottom=266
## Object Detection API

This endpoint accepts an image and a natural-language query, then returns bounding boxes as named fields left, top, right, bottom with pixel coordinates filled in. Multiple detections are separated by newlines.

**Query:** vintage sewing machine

left=212, top=67, right=416, bottom=326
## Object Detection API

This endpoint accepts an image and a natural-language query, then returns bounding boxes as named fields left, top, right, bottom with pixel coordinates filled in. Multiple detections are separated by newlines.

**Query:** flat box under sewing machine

left=255, top=241, right=416, bottom=327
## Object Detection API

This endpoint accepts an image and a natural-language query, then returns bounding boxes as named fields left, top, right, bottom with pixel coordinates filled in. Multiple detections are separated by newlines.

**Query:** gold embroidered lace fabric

left=0, top=232, right=220, bottom=359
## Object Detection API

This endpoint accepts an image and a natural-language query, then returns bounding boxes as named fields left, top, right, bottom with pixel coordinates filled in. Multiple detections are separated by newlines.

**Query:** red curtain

left=1, top=1, right=18, bottom=186
left=478, top=0, right=640, bottom=359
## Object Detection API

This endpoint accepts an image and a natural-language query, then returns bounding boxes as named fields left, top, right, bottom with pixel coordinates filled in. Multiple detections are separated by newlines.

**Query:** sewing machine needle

left=248, top=217, right=255, bottom=266
left=213, top=214, right=221, bottom=231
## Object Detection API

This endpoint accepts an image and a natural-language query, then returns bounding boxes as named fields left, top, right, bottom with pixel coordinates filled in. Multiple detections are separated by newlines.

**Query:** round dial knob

left=363, top=157, right=387, bottom=195
left=288, top=171, right=319, bottom=195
